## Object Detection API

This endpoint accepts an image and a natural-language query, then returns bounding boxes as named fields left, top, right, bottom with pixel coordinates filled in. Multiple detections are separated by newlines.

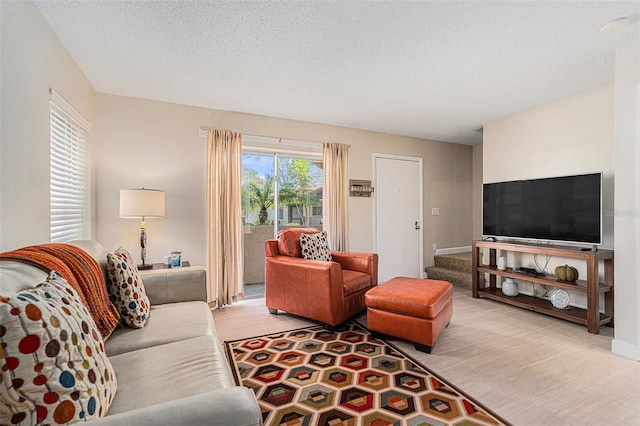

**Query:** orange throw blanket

left=0, top=243, right=120, bottom=338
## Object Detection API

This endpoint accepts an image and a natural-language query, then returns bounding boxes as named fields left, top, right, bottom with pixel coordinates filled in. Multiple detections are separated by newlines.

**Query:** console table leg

left=605, top=257, right=614, bottom=327
left=472, top=244, right=478, bottom=298
left=489, top=248, right=496, bottom=290
left=586, top=258, right=599, bottom=334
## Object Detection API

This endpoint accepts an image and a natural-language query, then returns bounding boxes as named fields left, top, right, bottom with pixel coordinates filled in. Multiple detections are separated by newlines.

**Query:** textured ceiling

left=35, top=1, right=639, bottom=145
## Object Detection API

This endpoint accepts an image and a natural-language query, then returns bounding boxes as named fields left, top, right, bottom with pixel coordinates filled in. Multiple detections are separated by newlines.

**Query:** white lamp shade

left=119, top=189, right=165, bottom=218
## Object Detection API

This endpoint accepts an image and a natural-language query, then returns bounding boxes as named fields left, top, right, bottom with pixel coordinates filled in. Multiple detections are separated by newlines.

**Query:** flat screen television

left=483, top=172, right=602, bottom=245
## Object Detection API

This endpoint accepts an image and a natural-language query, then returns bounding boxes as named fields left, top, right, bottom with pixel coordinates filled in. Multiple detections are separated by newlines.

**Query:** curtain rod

left=197, top=127, right=350, bottom=148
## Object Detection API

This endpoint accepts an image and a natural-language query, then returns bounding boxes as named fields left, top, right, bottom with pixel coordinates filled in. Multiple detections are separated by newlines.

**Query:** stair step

left=434, top=252, right=472, bottom=273
left=425, top=266, right=474, bottom=290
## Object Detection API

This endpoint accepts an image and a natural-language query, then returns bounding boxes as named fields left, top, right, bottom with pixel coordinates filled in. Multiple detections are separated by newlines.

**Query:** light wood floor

left=212, top=287, right=640, bottom=425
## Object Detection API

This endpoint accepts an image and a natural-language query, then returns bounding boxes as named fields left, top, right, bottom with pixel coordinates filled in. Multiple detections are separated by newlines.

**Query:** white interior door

left=374, top=154, right=423, bottom=283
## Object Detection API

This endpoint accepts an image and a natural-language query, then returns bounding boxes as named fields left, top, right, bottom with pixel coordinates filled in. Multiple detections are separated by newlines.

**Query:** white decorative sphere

left=550, top=288, right=570, bottom=309
left=501, top=278, right=519, bottom=297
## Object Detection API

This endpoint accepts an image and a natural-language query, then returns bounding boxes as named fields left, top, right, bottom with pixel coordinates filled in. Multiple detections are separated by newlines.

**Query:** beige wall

left=612, top=41, right=640, bottom=361
left=95, top=94, right=473, bottom=269
left=484, top=85, right=615, bottom=248
left=0, top=2, right=96, bottom=251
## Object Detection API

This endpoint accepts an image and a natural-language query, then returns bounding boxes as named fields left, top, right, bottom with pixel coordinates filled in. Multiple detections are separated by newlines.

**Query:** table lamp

left=119, top=188, right=165, bottom=270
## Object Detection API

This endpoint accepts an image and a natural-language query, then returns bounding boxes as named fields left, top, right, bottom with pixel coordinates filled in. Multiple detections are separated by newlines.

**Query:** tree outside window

left=277, top=158, right=322, bottom=227
left=241, top=155, right=322, bottom=227
left=242, top=166, right=274, bottom=225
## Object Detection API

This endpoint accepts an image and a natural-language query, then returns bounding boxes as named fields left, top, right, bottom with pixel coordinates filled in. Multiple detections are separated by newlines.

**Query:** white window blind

left=49, top=89, right=92, bottom=242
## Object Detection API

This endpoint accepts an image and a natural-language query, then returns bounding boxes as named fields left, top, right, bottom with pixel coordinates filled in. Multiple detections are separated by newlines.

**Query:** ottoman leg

left=369, top=331, right=386, bottom=341
left=268, top=307, right=278, bottom=315
left=414, top=343, right=433, bottom=354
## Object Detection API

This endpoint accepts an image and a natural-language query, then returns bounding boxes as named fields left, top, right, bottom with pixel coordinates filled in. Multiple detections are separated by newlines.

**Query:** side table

left=139, top=261, right=191, bottom=270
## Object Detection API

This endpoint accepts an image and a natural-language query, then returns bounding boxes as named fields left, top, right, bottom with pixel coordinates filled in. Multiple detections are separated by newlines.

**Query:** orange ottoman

left=365, top=277, right=453, bottom=353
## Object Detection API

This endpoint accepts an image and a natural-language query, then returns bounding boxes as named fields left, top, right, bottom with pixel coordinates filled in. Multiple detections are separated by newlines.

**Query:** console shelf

left=472, top=240, right=614, bottom=334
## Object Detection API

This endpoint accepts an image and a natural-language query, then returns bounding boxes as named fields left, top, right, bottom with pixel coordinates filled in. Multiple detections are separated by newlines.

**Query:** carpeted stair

left=425, top=252, right=474, bottom=289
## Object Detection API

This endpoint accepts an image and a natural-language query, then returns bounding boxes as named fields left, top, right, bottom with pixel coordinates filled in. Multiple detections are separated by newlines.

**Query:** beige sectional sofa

left=0, top=240, right=262, bottom=426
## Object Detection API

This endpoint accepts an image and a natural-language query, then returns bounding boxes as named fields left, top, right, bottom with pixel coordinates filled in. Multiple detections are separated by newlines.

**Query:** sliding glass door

left=242, top=151, right=322, bottom=289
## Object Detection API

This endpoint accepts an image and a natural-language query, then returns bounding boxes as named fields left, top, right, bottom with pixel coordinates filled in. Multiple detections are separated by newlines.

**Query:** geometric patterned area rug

left=224, top=322, right=511, bottom=426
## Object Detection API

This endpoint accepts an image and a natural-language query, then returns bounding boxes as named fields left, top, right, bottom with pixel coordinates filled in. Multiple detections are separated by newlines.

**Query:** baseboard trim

left=612, top=339, right=640, bottom=361
left=435, top=246, right=472, bottom=256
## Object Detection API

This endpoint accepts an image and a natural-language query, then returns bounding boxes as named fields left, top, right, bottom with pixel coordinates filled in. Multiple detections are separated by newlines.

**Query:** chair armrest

left=265, top=256, right=342, bottom=284
left=88, top=388, right=261, bottom=426
left=138, top=266, right=207, bottom=305
left=265, top=256, right=344, bottom=324
left=331, top=251, right=379, bottom=285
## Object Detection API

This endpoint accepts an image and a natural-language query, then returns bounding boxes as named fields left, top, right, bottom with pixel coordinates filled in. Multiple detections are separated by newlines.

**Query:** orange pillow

left=277, top=228, right=320, bottom=257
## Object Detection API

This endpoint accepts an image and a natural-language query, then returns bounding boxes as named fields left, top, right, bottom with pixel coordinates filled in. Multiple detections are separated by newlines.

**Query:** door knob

left=415, top=221, right=420, bottom=230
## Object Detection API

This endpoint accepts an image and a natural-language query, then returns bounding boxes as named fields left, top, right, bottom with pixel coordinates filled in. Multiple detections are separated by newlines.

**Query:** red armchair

left=265, top=228, right=378, bottom=328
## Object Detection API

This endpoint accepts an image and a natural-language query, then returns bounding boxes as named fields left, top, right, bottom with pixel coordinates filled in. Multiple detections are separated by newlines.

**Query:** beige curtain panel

left=322, top=142, right=350, bottom=251
left=206, top=129, right=244, bottom=307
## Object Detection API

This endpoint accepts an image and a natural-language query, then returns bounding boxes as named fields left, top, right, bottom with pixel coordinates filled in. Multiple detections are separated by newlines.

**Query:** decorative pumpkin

left=555, top=265, right=579, bottom=282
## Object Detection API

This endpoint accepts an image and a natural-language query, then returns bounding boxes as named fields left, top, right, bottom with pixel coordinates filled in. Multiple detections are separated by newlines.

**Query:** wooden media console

left=471, top=240, right=614, bottom=334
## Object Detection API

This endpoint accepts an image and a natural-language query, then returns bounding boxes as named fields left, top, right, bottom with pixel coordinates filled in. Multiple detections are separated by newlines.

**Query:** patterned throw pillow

left=300, top=231, right=333, bottom=262
left=106, top=247, right=150, bottom=328
left=0, top=272, right=117, bottom=425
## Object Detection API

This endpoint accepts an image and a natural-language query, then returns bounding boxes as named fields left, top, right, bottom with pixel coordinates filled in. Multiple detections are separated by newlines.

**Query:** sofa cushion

left=342, top=270, right=371, bottom=295
left=105, top=301, right=214, bottom=356
left=106, top=336, right=234, bottom=415
left=300, top=231, right=332, bottom=262
left=277, top=228, right=319, bottom=257
left=365, top=277, right=453, bottom=319
left=138, top=266, right=207, bottom=305
left=106, top=247, right=150, bottom=328
left=0, top=272, right=117, bottom=425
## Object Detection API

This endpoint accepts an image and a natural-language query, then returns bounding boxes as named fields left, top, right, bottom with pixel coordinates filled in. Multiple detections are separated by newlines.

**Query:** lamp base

left=137, top=263, right=153, bottom=270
